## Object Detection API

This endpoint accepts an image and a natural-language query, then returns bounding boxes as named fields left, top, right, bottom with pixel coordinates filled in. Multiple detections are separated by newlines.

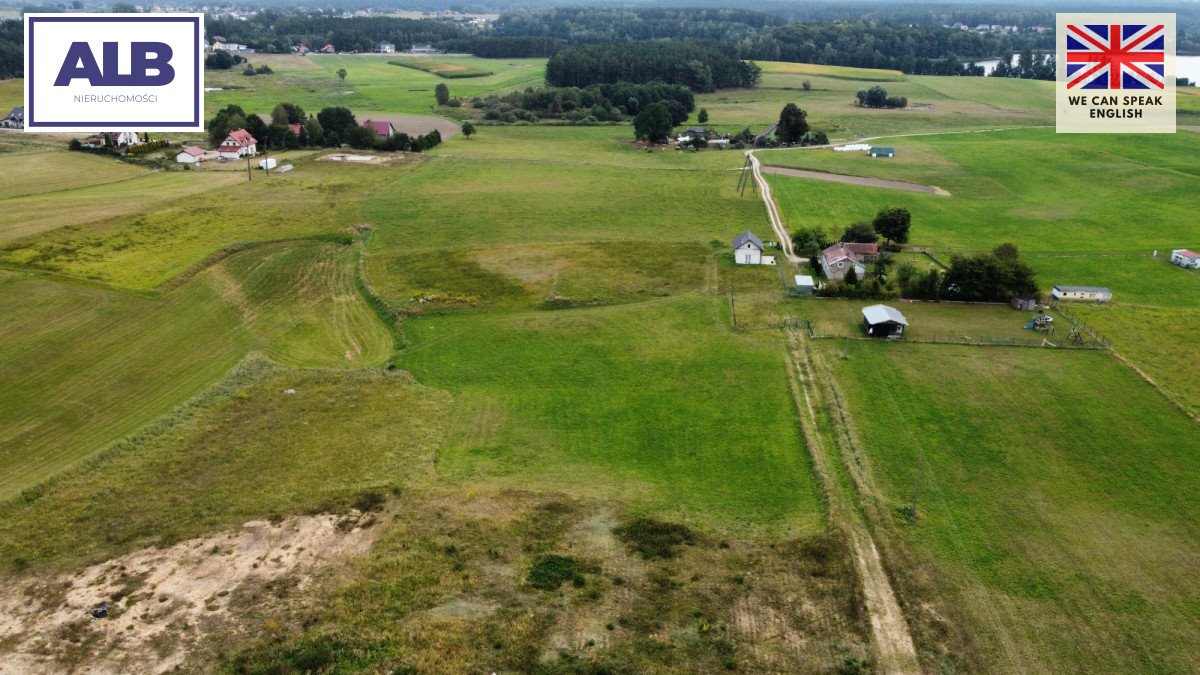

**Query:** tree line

left=475, top=81, right=695, bottom=125
left=545, top=41, right=761, bottom=92
left=204, top=12, right=467, bottom=54
left=207, top=103, right=441, bottom=153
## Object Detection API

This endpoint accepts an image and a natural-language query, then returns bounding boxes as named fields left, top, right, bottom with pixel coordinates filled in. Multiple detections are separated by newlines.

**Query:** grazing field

left=1, top=155, right=410, bottom=289
left=825, top=341, right=1200, bottom=673
left=397, top=295, right=822, bottom=532
left=205, top=54, right=545, bottom=117
left=764, top=129, right=1200, bottom=306
left=0, top=152, right=148, bottom=200
left=0, top=240, right=392, bottom=499
left=698, top=65, right=1053, bottom=137
left=390, top=57, right=495, bottom=78
left=799, top=298, right=1061, bottom=345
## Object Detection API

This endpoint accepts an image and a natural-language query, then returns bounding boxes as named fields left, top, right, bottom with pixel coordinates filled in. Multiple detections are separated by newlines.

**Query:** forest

left=545, top=41, right=760, bottom=91
left=473, top=81, right=695, bottom=124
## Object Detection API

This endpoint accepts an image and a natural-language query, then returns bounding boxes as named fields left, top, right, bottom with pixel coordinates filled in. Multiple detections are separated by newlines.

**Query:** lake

left=970, top=54, right=1200, bottom=85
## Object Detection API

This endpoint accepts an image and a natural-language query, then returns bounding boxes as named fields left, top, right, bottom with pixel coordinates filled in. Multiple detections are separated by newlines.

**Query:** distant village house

left=868, top=146, right=896, bottom=158
left=217, top=128, right=257, bottom=160
left=2, top=106, right=23, bottom=129
left=361, top=120, right=396, bottom=138
left=175, top=146, right=206, bottom=164
left=411, top=44, right=436, bottom=54
left=377, top=41, right=396, bottom=53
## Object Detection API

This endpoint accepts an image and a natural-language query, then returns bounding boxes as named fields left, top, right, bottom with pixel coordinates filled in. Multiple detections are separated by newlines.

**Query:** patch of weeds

left=352, top=489, right=388, bottom=513
left=526, top=554, right=584, bottom=591
left=613, top=518, right=696, bottom=560
left=836, top=655, right=872, bottom=674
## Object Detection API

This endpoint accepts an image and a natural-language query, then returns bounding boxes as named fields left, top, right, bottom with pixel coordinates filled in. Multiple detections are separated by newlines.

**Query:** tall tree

left=461, top=121, right=476, bottom=138
left=776, top=103, right=809, bottom=144
left=697, top=108, right=708, bottom=124
left=435, top=83, right=450, bottom=106
left=873, top=207, right=911, bottom=245
left=336, top=68, right=347, bottom=82
left=633, top=102, right=673, bottom=142
left=270, top=103, right=290, bottom=127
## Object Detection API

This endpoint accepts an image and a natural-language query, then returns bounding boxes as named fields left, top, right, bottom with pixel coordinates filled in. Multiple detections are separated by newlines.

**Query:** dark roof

left=869, top=146, right=895, bottom=155
left=755, top=123, right=777, bottom=141
left=1054, top=285, right=1110, bottom=293
left=732, top=230, right=763, bottom=250
left=7, top=106, right=22, bottom=120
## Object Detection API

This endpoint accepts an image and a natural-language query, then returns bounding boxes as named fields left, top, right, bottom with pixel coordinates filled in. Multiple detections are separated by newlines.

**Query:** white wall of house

left=821, top=258, right=866, bottom=281
left=175, top=152, right=200, bottom=164
left=1171, top=251, right=1200, bottom=269
left=735, top=242, right=762, bottom=265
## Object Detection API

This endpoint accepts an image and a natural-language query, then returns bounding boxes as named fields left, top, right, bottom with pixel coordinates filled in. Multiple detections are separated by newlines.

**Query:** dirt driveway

left=760, top=165, right=950, bottom=196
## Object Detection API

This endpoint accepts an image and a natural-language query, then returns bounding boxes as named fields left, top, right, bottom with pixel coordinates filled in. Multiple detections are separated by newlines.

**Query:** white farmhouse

left=733, top=230, right=764, bottom=265
left=217, top=129, right=257, bottom=160
left=1051, top=285, right=1112, bottom=302
left=1171, top=249, right=1200, bottom=269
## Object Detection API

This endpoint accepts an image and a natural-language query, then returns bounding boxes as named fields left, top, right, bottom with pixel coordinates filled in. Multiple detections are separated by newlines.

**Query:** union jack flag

left=1066, top=23, right=1166, bottom=90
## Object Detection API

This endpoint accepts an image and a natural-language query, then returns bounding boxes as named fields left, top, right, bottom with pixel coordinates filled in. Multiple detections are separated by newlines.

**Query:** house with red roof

left=362, top=119, right=396, bottom=138
left=820, top=242, right=875, bottom=281
left=175, top=146, right=206, bottom=164
left=287, top=123, right=303, bottom=136
left=217, top=128, right=257, bottom=160
left=320, top=43, right=336, bottom=54
left=1171, top=249, right=1200, bottom=269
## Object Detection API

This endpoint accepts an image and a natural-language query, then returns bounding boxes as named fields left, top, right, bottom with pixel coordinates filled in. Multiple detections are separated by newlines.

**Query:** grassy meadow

left=825, top=340, right=1200, bottom=673
left=1, top=50, right=1199, bottom=672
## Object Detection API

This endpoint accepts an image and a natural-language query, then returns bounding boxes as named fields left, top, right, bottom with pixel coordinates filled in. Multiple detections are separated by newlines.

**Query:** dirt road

left=760, top=166, right=950, bottom=196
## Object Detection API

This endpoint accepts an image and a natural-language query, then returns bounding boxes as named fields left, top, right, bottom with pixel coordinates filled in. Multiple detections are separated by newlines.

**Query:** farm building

left=320, top=44, right=336, bottom=54
left=213, top=42, right=248, bottom=52
left=819, top=242, right=876, bottom=281
left=868, top=146, right=896, bottom=158
left=175, top=146, right=205, bottom=164
left=411, top=44, right=436, bottom=54
left=217, top=129, right=257, bottom=160
left=754, top=123, right=777, bottom=144
left=862, top=304, right=908, bottom=338
left=361, top=120, right=396, bottom=138
left=1052, top=285, right=1111, bottom=302
left=1011, top=295, right=1039, bottom=311
left=2, top=106, right=23, bottom=129
left=733, top=230, right=764, bottom=265
left=794, top=275, right=816, bottom=295
left=1171, top=249, right=1200, bottom=269
left=82, top=131, right=140, bottom=148
left=292, top=43, right=310, bottom=55
left=377, top=41, right=396, bottom=53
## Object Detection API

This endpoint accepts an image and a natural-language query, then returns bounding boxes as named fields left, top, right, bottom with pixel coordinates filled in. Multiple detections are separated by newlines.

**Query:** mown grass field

left=0, top=240, right=391, bottom=500
left=203, top=54, right=545, bottom=118
left=825, top=340, right=1200, bottom=673
left=799, top=298, right=1058, bottom=345
left=698, top=64, right=1054, bottom=137
left=389, top=57, right=494, bottom=78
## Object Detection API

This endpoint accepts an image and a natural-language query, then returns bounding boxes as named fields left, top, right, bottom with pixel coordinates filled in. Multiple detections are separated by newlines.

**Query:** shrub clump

left=613, top=518, right=696, bottom=559
left=527, top=554, right=583, bottom=590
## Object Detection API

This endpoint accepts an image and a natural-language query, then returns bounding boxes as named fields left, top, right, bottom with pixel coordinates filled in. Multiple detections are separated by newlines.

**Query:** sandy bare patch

left=761, top=165, right=950, bottom=196
left=0, top=513, right=379, bottom=674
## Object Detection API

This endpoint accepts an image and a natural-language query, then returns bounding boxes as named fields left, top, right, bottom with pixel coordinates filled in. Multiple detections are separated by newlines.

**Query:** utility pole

left=246, top=154, right=252, bottom=181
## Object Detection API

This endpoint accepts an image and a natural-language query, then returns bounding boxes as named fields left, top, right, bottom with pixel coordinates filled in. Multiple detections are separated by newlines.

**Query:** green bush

left=527, top=554, right=583, bottom=590
left=613, top=518, right=696, bottom=559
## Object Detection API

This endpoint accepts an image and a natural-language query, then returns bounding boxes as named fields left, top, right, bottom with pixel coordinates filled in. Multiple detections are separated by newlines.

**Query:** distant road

left=760, top=165, right=950, bottom=196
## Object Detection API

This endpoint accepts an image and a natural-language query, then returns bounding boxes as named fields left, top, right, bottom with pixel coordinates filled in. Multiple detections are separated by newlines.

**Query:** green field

left=826, top=341, right=1200, bottom=673
left=2, top=53, right=1200, bottom=673
left=389, top=57, right=494, bottom=78
left=203, top=54, right=545, bottom=117
left=763, top=129, right=1200, bottom=306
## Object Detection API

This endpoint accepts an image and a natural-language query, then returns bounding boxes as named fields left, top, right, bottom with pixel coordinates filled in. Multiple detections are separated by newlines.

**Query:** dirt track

left=760, top=166, right=950, bottom=196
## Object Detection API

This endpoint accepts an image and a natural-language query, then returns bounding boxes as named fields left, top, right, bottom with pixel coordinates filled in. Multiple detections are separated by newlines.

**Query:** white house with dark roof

left=1051, top=285, right=1111, bottom=302
left=1, top=106, right=22, bottom=129
left=733, top=230, right=764, bottom=265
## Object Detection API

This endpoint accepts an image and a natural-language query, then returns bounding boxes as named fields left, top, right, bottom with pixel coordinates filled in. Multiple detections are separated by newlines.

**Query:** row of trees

left=988, top=50, right=1055, bottom=81
left=794, top=208, right=911, bottom=259
left=545, top=41, right=762, bottom=92
left=204, top=13, right=467, bottom=54
left=207, top=103, right=442, bottom=153
left=475, top=81, right=695, bottom=125
left=897, top=244, right=1037, bottom=302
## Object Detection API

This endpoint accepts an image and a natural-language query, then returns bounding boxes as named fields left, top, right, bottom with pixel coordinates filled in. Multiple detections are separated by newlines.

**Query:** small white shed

left=795, top=275, right=816, bottom=295
left=258, top=157, right=278, bottom=170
